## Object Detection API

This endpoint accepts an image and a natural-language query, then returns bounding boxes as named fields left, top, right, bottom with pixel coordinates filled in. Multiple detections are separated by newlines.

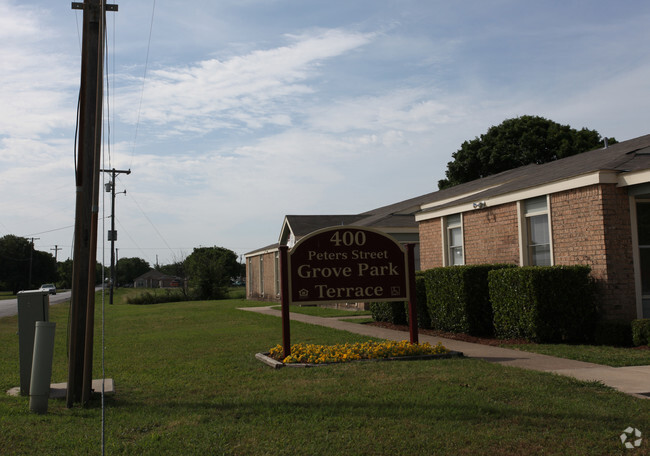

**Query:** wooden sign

left=288, top=226, right=409, bottom=304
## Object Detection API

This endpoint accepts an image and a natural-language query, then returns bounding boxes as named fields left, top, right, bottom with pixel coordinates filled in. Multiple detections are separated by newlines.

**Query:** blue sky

left=2, top=0, right=650, bottom=267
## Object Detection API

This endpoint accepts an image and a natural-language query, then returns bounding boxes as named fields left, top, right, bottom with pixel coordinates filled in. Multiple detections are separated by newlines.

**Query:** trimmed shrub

left=489, top=265, right=597, bottom=343
left=424, top=264, right=515, bottom=336
left=594, top=320, right=633, bottom=347
left=632, top=319, right=650, bottom=346
left=127, top=289, right=190, bottom=305
left=369, top=301, right=407, bottom=325
left=403, top=272, right=432, bottom=329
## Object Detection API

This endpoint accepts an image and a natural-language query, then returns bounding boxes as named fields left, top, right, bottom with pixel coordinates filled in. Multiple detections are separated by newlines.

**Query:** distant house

left=134, top=270, right=183, bottom=289
left=246, top=133, right=650, bottom=321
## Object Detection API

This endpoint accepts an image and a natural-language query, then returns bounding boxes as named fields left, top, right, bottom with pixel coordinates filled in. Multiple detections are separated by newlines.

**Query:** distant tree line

left=0, top=234, right=243, bottom=300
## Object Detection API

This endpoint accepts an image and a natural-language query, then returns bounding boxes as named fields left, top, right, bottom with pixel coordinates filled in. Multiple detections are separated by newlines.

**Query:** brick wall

left=246, top=251, right=281, bottom=302
left=551, top=184, right=635, bottom=320
left=463, top=203, right=520, bottom=265
left=418, top=218, right=442, bottom=269
left=417, top=184, right=638, bottom=320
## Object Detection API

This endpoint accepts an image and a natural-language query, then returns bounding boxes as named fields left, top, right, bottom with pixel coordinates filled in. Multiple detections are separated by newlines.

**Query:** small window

left=524, top=196, right=551, bottom=266
left=445, top=214, right=464, bottom=266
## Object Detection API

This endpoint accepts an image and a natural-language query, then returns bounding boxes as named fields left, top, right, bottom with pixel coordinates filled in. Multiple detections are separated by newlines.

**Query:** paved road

left=0, top=290, right=72, bottom=318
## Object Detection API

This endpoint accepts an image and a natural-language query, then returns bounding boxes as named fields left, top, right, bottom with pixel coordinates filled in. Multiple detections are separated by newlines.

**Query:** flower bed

left=268, top=340, right=449, bottom=365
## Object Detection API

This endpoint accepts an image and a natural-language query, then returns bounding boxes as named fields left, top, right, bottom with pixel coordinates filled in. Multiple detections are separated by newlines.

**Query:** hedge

left=403, top=272, right=432, bottom=329
left=489, top=265, right=597, bottom=343
left=369, top=273, right=431, bottom=327
left=369, top=301, right=407, bottom=325
left=632, top=319, right=650, bottom=346
left=423, top=264, right=515, bottom=336
left=593, top=320, right=632, bottom=347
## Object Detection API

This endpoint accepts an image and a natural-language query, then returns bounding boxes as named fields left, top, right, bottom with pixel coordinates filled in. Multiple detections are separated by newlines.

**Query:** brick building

left=247, top=134, right=650, bottom=321
left=245, top=203, right=430, bottom=302
left=416, top=134, right=650, bottom=321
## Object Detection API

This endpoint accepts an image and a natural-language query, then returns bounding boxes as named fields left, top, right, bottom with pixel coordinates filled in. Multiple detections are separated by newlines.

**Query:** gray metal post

left=17, top=291, right=49, bottom=395
left=29, top=322, right=56, bottom=414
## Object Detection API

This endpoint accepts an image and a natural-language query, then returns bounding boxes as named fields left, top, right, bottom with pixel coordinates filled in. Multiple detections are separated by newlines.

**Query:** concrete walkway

left=241, top=306, right=650, bottom=399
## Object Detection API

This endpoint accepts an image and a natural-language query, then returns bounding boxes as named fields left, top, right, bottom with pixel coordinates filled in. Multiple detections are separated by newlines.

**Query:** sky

left=1, top=0, right=650, bottom=268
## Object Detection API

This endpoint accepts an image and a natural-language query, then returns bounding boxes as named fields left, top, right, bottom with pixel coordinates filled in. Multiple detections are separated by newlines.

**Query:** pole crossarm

left=72, top=2, right=118, bottom=11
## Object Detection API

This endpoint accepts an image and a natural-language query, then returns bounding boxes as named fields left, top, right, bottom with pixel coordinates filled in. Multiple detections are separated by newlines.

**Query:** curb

left=255, top=350, right=464, bottom=369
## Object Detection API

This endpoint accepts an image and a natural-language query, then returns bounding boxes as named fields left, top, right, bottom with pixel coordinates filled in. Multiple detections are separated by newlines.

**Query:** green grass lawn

left=0, top=291, right=15, bottom=300
left=1, top=298, right=649, bottom=455
left=504, top=343, right=650, bottom=367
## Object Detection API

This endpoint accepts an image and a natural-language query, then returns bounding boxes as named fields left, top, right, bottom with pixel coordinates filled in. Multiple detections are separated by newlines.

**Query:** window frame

left=518, top=195, right=553, bottom=266
left=442, top=213, right=464, bottom=266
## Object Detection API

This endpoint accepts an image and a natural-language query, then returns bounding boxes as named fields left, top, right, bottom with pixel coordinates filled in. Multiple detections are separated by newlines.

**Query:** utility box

left=17, top=290, right=49, bottom=396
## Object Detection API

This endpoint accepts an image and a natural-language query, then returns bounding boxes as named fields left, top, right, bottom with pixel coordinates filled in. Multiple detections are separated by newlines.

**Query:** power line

left=129, top=0, right=157, bottom=169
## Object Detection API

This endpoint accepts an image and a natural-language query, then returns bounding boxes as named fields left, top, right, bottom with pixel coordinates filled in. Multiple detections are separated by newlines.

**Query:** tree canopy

left=0, top=235, right=57, bottom=293
left=185, top=246, right=239, bottom=300
left=438, top=115, right=616, bottom=189
left=116, top=257, right=151, bottom=286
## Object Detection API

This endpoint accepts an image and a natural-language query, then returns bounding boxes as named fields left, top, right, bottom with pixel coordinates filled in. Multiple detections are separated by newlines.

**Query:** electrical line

left=129, top=0, right=157, bottom=169
left=126, top=191, right=175, bottom=253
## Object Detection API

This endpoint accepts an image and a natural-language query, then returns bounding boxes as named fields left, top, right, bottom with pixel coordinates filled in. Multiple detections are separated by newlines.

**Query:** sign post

left=280, top=226, right=418, bottom=356
left=279, top=245, right=291, bottom=359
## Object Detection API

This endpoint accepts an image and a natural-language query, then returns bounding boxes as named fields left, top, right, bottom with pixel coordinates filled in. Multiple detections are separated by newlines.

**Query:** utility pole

left=68, top=0, right=118, bottom=408
left=28, top=237, right=40, bottom=288
left=51, top=245, right=62, bottom=262
left=101, top=168, right=130, bottom=305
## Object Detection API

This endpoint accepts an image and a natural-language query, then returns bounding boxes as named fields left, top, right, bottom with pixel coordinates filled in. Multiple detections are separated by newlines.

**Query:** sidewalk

left=241, top=306, right=650, bottom=399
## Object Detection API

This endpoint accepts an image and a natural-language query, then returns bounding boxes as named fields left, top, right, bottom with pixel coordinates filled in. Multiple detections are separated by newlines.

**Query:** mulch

left=366, top=321, right=650, bottom=350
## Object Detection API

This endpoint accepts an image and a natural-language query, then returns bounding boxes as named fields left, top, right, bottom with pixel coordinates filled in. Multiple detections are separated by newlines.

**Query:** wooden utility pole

left=101, top=167, right=130, bottom=305
left=50, top=245, right=63, bottom=262
left=27, top=237, right=40, bottom=288
left=68, top=0, right=118, bottom=408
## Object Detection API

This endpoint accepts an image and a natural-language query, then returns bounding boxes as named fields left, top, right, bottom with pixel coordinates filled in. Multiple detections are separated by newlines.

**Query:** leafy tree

left=185, top=246, right=239, bottom=300
left=438, top=115, right=616, bottom=189
left=116, top=257, right=151, bottom=286
left=0, top=235, right=57, bottom=293
left=57, top=259, right=103, bottom=289
left=159, top=259, right=186, bottom=279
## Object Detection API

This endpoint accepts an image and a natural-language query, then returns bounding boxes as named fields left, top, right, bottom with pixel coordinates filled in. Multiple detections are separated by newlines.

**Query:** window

left=523, top=196, right=552, bottom=266
left=445, top=214, right=464, bottom=266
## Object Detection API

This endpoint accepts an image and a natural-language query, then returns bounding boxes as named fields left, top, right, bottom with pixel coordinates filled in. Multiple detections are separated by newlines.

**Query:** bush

left=594, top=320, right=633, bottom=347
left=403, top=272, right=432, bottom=329
left=489, top=265, right=597, bottom=343
left=127, top=289, right=191, bottom=305
left=424, top=264, right=515, bottom=336
left=632, top=319, right=650, bottom=346
left=369, top=301, right=407, bottom=325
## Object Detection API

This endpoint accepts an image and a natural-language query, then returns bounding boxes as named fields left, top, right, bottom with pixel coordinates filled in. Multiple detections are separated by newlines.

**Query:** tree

left=0, top=234, right=57, bottom=293
left=159, top=258, right=186, bottom=279
left=438, top=116, right=616, bottom=189
left=185, top=246, right=239, bottom=300
left=56, top=259, right=103, bottom=289
left=116, top=257, right=151, bottom=286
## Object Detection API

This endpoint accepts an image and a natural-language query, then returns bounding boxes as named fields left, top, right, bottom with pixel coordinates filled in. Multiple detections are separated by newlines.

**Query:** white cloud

left=115, top=29, right=375, bottom=135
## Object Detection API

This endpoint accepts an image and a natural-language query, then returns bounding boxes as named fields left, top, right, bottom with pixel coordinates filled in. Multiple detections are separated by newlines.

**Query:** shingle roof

left=248, top=134, right=650, bottom=256
left=417, top=134, right=650, bottom=214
